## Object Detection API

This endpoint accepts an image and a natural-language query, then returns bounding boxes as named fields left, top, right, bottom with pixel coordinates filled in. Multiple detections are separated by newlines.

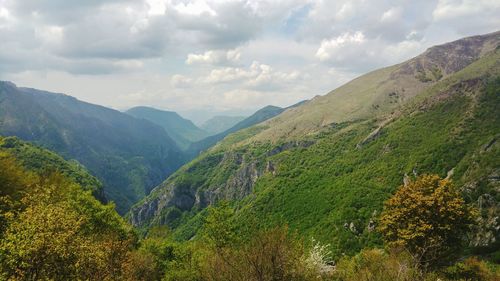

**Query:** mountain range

left=0, top=82, right=300, bottom=214
left=0, top=83, right=185, bottom=214
left=129, top=31, right=500, bottom=256
left=0, top=31, right=498, bottom=259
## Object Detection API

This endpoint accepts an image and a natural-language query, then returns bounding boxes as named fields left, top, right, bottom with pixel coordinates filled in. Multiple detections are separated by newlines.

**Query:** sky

left=0, top=0, right=499, bottom=121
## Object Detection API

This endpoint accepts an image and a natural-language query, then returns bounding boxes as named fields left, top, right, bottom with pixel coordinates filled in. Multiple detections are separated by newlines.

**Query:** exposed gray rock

left=403, top=173, right=410, bottom=186
left=349, top=222, right=357, bottom=234
left=367, top=220, right=376, bottom=232
left=130, top=150, right=265, bottom=227
left=267, top=140, right=315, bottom=156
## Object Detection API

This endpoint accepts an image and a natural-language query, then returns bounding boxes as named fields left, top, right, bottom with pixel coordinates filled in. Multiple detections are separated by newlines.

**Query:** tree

left=378, top=174, right=475, bottom=266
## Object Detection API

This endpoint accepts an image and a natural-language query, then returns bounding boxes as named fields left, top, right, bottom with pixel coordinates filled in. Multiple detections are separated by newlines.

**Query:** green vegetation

left=0, top=136, right=104, bottom=200
left=1, top=32, right=499, bottom=280
left=0, top=146, right=134, bottom=280
left=123, top=200, right=499, bottom=280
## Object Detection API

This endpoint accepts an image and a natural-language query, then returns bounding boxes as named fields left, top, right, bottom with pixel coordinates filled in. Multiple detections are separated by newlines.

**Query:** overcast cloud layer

left=0, top=0, right=499, bottom=119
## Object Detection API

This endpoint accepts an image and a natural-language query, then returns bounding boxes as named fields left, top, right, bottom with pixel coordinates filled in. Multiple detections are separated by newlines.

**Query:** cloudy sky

left=0, top=0, right=499, bottom=121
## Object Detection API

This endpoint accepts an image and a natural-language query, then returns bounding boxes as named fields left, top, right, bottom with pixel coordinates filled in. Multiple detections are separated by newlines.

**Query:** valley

left=0, top=28, right=499, bottom=280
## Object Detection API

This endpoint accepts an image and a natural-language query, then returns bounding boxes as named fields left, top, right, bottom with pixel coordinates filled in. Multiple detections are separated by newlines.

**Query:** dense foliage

left=123, top=203, right=499, bottom=280
left=0, top=147, right=134, bottom=280
left=0, top=136, right=104, bottom=200
left=379, top=175, right=476, bottom=266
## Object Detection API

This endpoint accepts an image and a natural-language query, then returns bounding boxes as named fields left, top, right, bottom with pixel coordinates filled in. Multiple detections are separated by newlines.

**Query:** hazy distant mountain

left=187, top=105, right=287, bottom=156
left=126, top=106, right=208, bottom=149
left=200, top=115, right=246, bottom=135
left=0, top=83, right=185, bottom=214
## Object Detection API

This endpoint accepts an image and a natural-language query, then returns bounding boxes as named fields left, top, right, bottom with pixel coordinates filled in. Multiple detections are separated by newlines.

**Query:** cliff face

left=129, top=150, right=263, bottom=227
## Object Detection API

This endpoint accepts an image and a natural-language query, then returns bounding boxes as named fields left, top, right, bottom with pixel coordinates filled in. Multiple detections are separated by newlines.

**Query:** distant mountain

left=130, top=31, right=500, bottom=256
left=187, top=105, right=286, bottom=156
left=0, top=83, right=185, bottom=214
left=200, top=115, right=246, bottom=135
left=126, top=106, right=208, bottom=149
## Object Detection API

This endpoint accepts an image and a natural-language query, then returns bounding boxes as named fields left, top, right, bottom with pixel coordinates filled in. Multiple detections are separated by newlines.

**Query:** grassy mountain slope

left=126, top=106, right=208, bottom=148
left=247, top=31, right=499, bottom=142
left=201, top=115, right=246, bottom=135
left=130, top=32, right=499, bottom=257
left=0, top=84, right=185, bottom=214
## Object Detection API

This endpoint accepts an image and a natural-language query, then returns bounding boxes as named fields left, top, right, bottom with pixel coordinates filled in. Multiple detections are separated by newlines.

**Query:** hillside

left=248, top=31, right=499, bottom=142
left=200, top=115, right=246, bottom=135
left=0, top=83, right=185, bottom=214
left=126, top=106, right=208, bottom=148
left=129, top=32, right=500, bottom=257
left=0, top=135, right=104, bottom=201
left=0, top=135, right=135, bottom=280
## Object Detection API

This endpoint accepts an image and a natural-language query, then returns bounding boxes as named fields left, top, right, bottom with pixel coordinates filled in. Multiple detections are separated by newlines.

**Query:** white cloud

left=145, top=0, right=167, bottom=16
left=316, top=31, right=365, bottom=62
left=35, top=25, right=63, bottom=45
left=202, top=61, right=303, bottom=91
left=186, top=48, right=241, bottom=65
left=0, top=6, right=9, bottom=19
left=432, top=0, right=498, bottom=21
left=171, top=74, right=194, bottom=88
left=173, top=0, right=217, bottom=16
left=315, top=31, right=426, bottom=72
left=432, top=0, right=500, bottom=34
left=380, top=7, right=402, bottom=23
left=335, top=3, right=354, bottom=21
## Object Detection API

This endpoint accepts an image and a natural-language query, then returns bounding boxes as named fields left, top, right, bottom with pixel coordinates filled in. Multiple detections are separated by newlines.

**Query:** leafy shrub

left=378, top=175, right=476, bottom=266
left=332, top=248, right=422, bottom=281
left=443, top=257, right=499, bottom=281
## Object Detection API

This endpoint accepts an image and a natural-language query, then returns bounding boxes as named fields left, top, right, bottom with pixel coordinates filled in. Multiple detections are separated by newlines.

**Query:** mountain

left=126, top=106, right=208, bottom=149
left=187, top=103, right=308, bottom=156
left=187, top=105, right=285, bottom=156
left=129, top=31, right=500, bottom=256
left=0, top=83, right=185, bottom=214
left=200, top=115, right=246, bottom=135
